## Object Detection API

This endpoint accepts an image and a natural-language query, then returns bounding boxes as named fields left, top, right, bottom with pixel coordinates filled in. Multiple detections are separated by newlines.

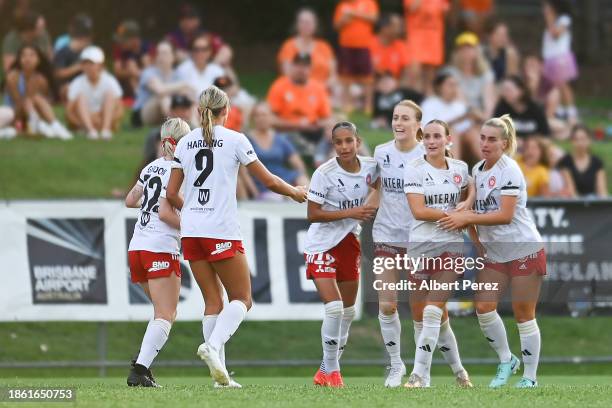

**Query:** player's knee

left=475, top=302, right=497, bottom=315
left=379, top=302, right=397, bottom=315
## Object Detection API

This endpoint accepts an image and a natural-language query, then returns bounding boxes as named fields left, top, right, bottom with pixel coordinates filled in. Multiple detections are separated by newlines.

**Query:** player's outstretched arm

left=246, top=160, right=307, bottom=203
left=439, top=195, right=517, bottom=230
left=125, top=183, right=144, bottom=209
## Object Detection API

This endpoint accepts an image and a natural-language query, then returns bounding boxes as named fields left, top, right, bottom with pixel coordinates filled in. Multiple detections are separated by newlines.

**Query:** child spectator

left=245, top=102, right=309, bottom=201
left=542, top=0, right=578, bottom=123
left=131, top=41, right=192, bottom=127
left=175, top=33, right=224, bottom=100
left=112, top=20, right=153, bottom=99
left=66, top=46, right=123, bottom=140
left=370, top=13, right=409, bottom=81
left=483, top=20, right=520, bottom=82
left=0, top=106, right=17, bottom=139
left=517, top=136, right=551, bottom=197
left=278, top=8, right=336, bottom=86
left=371, top=72, right=422, bottom=129
left=267, top=53, right=331, bottom=154
left=4, top=45, right=71, bottom=139
left=2, top=10, right=52, bottom=72
left=334, top=0, right=379, bottom=113
left=53, top=13, right=93, bottom=101
left=494, top=75, right=550, bottom=140
left=403, top=0, right=449, bottom=94
left=558, top=125, right=608, bottom=198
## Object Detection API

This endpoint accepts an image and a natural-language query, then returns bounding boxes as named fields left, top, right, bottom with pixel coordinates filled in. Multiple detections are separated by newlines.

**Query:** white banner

left=0, top=200, right=362, bottom=321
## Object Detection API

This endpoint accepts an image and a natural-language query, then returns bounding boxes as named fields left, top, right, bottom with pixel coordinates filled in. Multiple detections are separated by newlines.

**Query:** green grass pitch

left=1, top=376, right=611, bottom=408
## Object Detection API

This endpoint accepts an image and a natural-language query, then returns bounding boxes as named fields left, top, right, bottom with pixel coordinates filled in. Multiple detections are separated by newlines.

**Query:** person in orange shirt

left=517, top=136, right=552, bottom=197
left=370, top=13, right=410, bottom=81
left=403, top=0, right=449, bottom=94
left=278, top=8, right=337, bottom=87
left=267, top=53, right=331, bottom=153
left=333, top=0, right=379, bottom=114
left=460, top=0, right=494, bottom=38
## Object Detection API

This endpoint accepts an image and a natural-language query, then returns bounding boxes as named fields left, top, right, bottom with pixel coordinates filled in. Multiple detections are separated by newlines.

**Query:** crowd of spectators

left=0, top=1, right=607, bottom=198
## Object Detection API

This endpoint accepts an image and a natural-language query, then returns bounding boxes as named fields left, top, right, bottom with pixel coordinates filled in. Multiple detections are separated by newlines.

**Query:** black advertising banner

left=26, top=218, right=107, bottom=304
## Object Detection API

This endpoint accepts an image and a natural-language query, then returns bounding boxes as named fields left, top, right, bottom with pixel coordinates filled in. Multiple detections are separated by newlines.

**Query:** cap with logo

left=80, top=46, right=105, bottom=64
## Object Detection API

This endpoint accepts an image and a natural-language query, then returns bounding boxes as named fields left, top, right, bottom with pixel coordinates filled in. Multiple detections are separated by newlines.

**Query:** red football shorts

left=305, top=233, right=360, bottom=281
left=374, top=243, right=407, bottom=259
left=182, top=237, right=245, bottom=262
left=484, top=249, right=547, bottom=277
left=128, top=250, right=181, bottom=283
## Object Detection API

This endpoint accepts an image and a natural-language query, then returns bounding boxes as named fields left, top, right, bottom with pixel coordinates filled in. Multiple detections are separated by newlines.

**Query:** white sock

left=338, top=305, right=355, bottom=361
left=518, top=319, right=541, bottom=381
left=207, top=300, right=248, bottom=351
left=136, top=318, right=171, bottom=368
left=438, top=319, right=465, bottom=375
left=413, top=305, right=443, bottom=378
left=321, top=301, right=343, bottom=373
left=379, top=311, right=402, bottom=366
left=477, top=310, right=511, bottom=363
left=202, top=314, right=225, bottom=367
left=412, top=320, right=423, bottom=346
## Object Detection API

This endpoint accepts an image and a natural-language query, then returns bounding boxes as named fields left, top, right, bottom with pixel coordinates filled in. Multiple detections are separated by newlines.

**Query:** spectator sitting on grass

left=131, top=41, right=192, bottom=128
left=175, top=33, right=224, bottom=101
left=2, top=10, right=52, bottom=73
left=112, top=20, right=153, bottom=99
left=66, top=46, right=123, bottom=140
left=4, top=45, right=72, bottom=139
left=53, top=13, right=93, bottom=101
left=267, top=53, right=331, bottom=155
left=558, top=125, right=608, bottom=198
left=0, top=105, right=17, bottom=139
left=245, top=102, right=309, bottom=201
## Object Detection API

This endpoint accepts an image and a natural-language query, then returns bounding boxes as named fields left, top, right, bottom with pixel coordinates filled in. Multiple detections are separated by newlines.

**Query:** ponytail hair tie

left=162, top=137, right=177, bottom=146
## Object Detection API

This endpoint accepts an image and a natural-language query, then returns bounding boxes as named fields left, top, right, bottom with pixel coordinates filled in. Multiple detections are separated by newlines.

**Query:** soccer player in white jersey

left=440, top=114, right=546, bottom=388
left=372, top=100, right=425, bottom=387
left=402, top=119, right=473, bottom=388
left=125, top=118, right=191, bottom=387
left=305, top=122, right=379, bottom=388
left=166, top=86, right=307, bottom=387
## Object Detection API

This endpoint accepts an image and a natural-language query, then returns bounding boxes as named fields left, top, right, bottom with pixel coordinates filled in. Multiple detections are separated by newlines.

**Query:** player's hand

left=455, top=200, right=472, bottom=212
left=291, top=185, right=308, bottom=203
left=350, top=205, right=377, bottom=221
left=438, top=211, right=471, bottom=231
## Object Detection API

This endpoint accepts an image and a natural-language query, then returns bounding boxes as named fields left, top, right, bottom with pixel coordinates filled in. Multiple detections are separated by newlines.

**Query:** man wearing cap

left=267, top=53, right=331, bottom=154
left=66, top=46, right=124, bottom=140
left=53, top=14, right=94, bottom=101
left=113, top=20, right=154, bottom=98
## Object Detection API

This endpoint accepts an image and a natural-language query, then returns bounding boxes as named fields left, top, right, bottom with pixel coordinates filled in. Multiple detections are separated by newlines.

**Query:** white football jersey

left=472, top=154, right=543, bottom=262
left=128, top=158, right=180, bottom=254
left=171, top=126, right=258, bottom=239
left=305, top=156, right=379, bottom=254
left=372, top=140, right=425, bottom=245
left=404, top=156, right=469, bottom=256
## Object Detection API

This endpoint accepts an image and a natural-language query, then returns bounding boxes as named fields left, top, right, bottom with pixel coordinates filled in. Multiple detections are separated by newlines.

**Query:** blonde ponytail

left=160, top=117, right=191, bottom=157
left=198, top=85, right=230, bottom=148
left=484, top=114, right=517, bottom=156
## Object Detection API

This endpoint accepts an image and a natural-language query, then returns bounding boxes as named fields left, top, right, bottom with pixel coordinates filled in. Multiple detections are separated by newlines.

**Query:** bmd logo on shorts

left=211, top=242, right=232, bottom=255
left=149, top=261, right=170, bottom=272
left=198, top=188, right=210, bottom=205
